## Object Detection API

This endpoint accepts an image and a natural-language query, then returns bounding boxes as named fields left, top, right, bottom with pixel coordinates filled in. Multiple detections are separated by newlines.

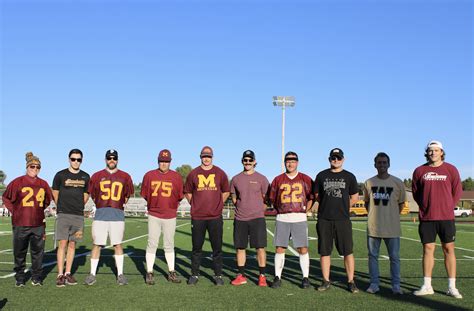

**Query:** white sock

left=299, top=253, right=310, bottom=278
left=146, top=253, right=156, bottom=273
left=115, top=255, right=124, bottom=276
left=90, top=258, right=99, bottom=276
left=448, top=278, right=456, bottom=289
left=274, top=253, right=285, bottom=278
left=423, top=276, right=432, bottom=288
left=165, top=251, right=175, bottom=272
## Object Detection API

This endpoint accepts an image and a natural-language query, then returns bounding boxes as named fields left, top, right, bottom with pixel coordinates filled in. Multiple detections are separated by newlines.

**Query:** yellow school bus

left=350, top=200, right=368, bottom=217
left=400, top=201, right=410, bottom=215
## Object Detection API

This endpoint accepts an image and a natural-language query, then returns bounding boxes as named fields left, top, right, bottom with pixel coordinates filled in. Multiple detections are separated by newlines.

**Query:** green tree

left=0, top=170, right=6, bottom=185
left=403, top=178, right=412, bottom=189
left=462, top=177, right=474, bottom=191
left=176, top=164, right=193, bottom=184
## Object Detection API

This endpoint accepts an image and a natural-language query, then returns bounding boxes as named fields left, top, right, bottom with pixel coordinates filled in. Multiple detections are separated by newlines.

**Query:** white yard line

left=266, top=228, right=299, bottom=256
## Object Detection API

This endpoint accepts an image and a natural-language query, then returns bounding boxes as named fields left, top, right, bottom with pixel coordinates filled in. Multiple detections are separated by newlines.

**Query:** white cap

left=426, top=140, right=443, bottom=150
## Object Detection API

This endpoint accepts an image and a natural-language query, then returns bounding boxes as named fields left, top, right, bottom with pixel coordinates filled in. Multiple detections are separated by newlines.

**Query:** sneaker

left=413, top=285, right=434, bottom=296
left=392, top=286, right=403, bottom=295
left=317, top=280, right=331, bottom=291
left=258, top=275, right=267, bottom=287
left=31, top=279, right=43, bottom=286
left=301, top=277, right=310, bottom=289
left=145, top=272, right=155, bottom=285
left=187, top=275, right=199, bottom=285
left=348, top=281, right=359, bottom=293
left=231, top=274, right=247, bottom=286
left=84, top=274, right=96, bottom=286
left=213, top=275, right=224, bottom=286
left=15, top=280, right=25, bottom=288
left=271, top=276, right=281, bottom=289
left=56, top=275, right=66, bottom=288
left=446, top=288, right=463, bottom=299
left=366, top=284, right=380, bottom=294
left=117, top=274, right=128, bottom=285
left=65, top=273, right=77, bottom=285
left=167, top=271, right=181, bottom=284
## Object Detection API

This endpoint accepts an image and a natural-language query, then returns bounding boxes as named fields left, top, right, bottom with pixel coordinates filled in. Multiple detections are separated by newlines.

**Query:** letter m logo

left=198, top=174, right=216, bottom=188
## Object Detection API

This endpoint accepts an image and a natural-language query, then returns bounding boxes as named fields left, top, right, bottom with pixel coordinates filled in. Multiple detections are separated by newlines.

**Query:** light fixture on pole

left=273, top=96, right=295, bottom=173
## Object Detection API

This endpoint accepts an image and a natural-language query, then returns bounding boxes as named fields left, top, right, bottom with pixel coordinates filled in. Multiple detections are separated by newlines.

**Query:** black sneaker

left=187, top=275, right=199, bottom=285
left=317, top=280, right=331, bottom=291
left=214, top=275, right=224, bottom=286
left=15, top=280, right=25, bottom=288
left=271, top=276, right=281, bottom=289
left=31, top=279, right=43, bottom=286
left=348, top=281, right=359, bottom=293
left=301, top=277, right=310, bottom=289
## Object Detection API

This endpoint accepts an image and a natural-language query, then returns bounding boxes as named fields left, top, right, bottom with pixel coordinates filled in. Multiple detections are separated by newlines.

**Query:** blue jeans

left=367, top=236, right=400, bottom=288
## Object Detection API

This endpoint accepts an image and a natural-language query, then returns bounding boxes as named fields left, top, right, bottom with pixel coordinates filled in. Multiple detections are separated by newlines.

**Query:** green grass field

left=0, top=217, right=473, bottom=310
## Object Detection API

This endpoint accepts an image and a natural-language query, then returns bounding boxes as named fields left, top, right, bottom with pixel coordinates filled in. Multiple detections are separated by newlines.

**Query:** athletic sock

left=165, top=251, right=175, bottom=272
left=259, top=266, right=266, bottom=275
left=423, top=276, right=432, bottom=288
left=274, top=253, right=285, bottom=278
left=90, top=258, right=99, bottom=276
left=146, top=253, right=156, bottom=273
left=299, top=253, right=310, bottom=278
left=448, top=278, right=456, bottom=289
left=237, top=265, right=245, bottom=276
left=115, top=255, right=124, bottom=276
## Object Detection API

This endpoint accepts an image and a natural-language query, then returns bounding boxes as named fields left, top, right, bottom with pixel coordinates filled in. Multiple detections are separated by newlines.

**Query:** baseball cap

left=200, top=146, right=214, bottom=158
left=105, top=149, right=118, bottom=159
left=329, top=148, right=344, bottom=158
left=242, top=150, right=255, bottom=160
left=284, top=151, right=298, bottom=162
left=426, top=140, right=443, bottom=150
left=158, top=149, right=172, bottom=162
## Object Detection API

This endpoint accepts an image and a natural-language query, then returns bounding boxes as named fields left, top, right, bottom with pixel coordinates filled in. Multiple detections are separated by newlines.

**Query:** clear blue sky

left=1, top=0, right=472, bottom=185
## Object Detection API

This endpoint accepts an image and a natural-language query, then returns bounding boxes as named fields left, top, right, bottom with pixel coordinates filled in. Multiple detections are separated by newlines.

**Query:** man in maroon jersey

left=185, top=146, right=230, bottom=286
left=412, top=141, right=463, bottom=299
left=84, top=149, right=134, bottom=286
left=141, top=149, right=184, bottom=285
left=268, top=151, right=313, bottom=289
left=2, top=152, right=53, bottom=287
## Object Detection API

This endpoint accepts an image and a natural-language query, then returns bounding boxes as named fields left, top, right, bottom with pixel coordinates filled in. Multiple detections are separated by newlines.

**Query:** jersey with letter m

left=269, top=173, right=313, bottom=214
left=88, top=169, right=134, bottom=210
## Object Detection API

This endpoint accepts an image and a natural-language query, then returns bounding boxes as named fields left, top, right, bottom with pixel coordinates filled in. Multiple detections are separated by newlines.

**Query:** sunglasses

left=330, top=156, right=342, bottom=161
left=29, top=165, right=41, bottom=169
left=201, top=156, right=212, bottom=159
left=70, top=158, right=82, bottom=163
left=242, top=159, right=254, bottom=163
left=106, top=156, right=117, bottom=161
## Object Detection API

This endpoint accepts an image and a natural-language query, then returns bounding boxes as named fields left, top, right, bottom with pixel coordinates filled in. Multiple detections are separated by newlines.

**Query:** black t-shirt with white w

left=313, top=169, right=358, bottom=220
left=52, top=169, right=90, bottom=216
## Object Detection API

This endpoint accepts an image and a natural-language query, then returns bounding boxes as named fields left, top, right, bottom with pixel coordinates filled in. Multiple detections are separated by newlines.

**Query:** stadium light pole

left=273, top=96, right=295, bottom=173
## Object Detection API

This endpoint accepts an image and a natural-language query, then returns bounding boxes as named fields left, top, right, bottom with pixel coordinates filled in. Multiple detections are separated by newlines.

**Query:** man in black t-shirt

left=313, top=148, right=359, bottom=293
left=52, top=149, right=90, bottom=287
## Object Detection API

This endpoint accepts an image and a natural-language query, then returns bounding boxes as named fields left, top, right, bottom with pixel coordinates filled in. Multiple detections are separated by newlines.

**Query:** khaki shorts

left=92, top=220, right=125, bottom=246
left=55, top=213, right=84, bottom=242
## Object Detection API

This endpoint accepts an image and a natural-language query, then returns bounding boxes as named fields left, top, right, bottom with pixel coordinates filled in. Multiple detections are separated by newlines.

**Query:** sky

left=1, top=0, right=473, bottom=186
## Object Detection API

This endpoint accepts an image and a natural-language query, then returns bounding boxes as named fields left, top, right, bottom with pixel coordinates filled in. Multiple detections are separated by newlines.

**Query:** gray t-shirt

left=364, top=175, right=406, bottom=238
left=230, top=171, right=269, bottom=221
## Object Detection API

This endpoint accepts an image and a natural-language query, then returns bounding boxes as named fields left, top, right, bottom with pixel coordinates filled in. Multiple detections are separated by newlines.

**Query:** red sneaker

left=258, top=275, right=267, bottom=287
left=231, top=274, right=247, bottom=286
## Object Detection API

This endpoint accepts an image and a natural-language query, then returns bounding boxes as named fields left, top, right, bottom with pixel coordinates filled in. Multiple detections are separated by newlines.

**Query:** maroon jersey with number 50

left=141, top=169, right=184, bottom=219
left=88, top=169, right=134, bottom=210
left=2, top=175, right=53, bottom=226
left=269, top=173, right=313, bottom=214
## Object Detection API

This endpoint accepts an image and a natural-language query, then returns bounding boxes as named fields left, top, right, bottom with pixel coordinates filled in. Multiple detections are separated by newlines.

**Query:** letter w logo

left=198, top=174, right=216, bottom=188
left=371, top=186, right=393, bottom=206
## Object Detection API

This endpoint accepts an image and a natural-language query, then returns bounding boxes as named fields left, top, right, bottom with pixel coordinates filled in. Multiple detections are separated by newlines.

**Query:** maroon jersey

left=141, top=169, right=184, bottom=219
left=88, top=169, right=134, bottom=210
left=269, top=172, right=313, bottom=214
left=184, top=166, right=230, bottom=220
left=2, top=175, right=53, bottom=226
left=412, top=162, right=462, bottom=221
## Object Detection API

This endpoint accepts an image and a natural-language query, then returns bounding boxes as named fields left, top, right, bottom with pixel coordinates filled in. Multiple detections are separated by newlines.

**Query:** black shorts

left=234, top=218, right=267, bottom=249
left=419, top=220, right=456, bottom=244
left=316, top=218, right=353, bottom=256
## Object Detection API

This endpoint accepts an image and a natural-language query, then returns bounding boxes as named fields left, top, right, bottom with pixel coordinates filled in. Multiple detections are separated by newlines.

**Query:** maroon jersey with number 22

left=269, top=173, right=313, bottom=214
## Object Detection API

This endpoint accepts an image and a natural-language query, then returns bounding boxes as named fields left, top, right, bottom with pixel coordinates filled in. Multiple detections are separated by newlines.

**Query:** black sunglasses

left=242, top=159, right=254, bottom=163
left=106, top=156, right=117, bottom=161
left=330, top=156, right=342, bottom=161
left=29, top=165, right=41, bottom=169
left=70, top=158, right=82, bottom=163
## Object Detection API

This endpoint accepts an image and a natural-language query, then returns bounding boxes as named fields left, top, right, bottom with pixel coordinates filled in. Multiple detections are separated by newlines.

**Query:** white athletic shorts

left=92, top=220, right=125, bottom=246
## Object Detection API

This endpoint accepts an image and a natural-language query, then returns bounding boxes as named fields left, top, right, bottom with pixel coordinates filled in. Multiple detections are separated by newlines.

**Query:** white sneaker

left=413, top=285, right=434, bottom=296
left=366, top=284, right=380, bottom=294
left=446, top=288, right=462, bottom=299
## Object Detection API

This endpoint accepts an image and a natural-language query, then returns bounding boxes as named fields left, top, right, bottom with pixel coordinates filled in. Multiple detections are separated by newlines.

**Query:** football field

left=0, top=217, right=473, bottom=310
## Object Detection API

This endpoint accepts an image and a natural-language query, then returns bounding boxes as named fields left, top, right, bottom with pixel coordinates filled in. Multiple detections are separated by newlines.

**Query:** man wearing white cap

left=412, top=140, right=463, bottom=299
